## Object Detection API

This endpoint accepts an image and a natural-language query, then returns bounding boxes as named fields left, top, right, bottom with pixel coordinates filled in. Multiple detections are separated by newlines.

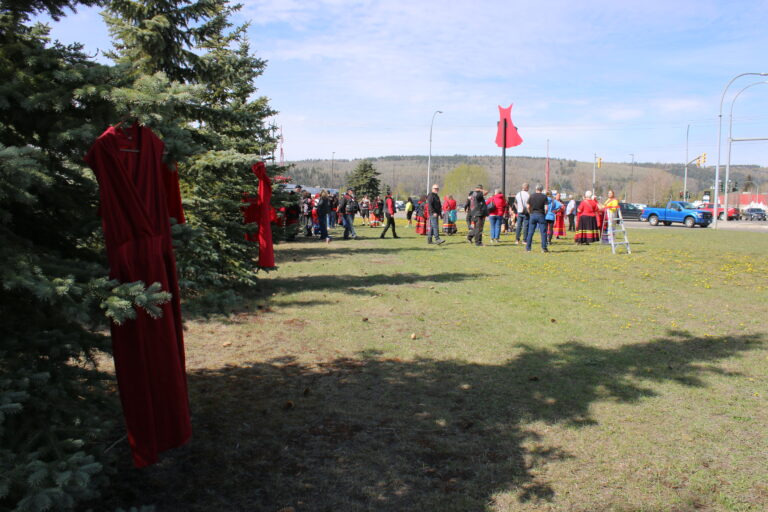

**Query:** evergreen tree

left=1, top=0, right=280, bottom=508
left=102, top=0, right=280, bottom=304
left=0, top=3, right=172, bottom=510
left=346, top=159, right=381, bottom=199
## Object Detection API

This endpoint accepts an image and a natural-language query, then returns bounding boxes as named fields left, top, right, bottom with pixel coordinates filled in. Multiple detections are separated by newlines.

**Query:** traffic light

left=597, top=157, right=602, bottom=168
left=701, top=153, right=707, bottom=165
left=718, top=180, right=724, bottom=193
left=696, top=156, right=701, bottom=167
left=732, top=181, right=739, bottom=192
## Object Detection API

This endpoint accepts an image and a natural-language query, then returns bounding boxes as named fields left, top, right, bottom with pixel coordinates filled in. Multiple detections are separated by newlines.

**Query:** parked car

left=697, top=202, right=740, bottom=220
left=744, top=207, right=767, bottom=221
left=639, top=201, right=712, bottom=228
left=618, top=202, right=642, bottom=220
left=395, top=200, right=405, bottom=211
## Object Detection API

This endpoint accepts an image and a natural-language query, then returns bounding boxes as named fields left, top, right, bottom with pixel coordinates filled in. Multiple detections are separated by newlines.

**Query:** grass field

left=108, top=220, right=768, bottom=511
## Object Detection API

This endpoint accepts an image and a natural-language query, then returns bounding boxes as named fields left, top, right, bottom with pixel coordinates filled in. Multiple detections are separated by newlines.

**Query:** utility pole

left=629, top=154, right=635, bottom=203
left=684, top=124, right=690, bottom=201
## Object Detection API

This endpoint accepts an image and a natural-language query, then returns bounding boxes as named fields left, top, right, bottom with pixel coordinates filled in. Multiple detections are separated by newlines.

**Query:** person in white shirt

left=566, top=197, right=577, bottom=231
left=514, top=183, right=530, bottom=244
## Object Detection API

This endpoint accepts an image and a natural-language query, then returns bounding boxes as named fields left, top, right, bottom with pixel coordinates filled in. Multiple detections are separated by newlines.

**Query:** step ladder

left=602, top=207, right=631, bottom=254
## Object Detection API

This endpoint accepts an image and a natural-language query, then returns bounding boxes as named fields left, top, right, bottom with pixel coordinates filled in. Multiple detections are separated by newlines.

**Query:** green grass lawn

left=109, top=221, right=768, bottom=511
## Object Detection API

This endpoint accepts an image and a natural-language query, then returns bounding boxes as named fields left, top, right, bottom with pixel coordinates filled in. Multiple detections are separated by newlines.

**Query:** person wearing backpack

left=338, top=188, right=358, bottom=239
left=467, top=184, right=488, bottom=246
left=514, top=183, right=530, bottom=245
left=487, top=188, right=506, bottom=244
left=415, top=195, right=427, bottom=235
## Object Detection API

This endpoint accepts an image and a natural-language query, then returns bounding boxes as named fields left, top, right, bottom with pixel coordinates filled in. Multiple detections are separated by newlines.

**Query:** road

left=624, top=219, right=768, bottom=232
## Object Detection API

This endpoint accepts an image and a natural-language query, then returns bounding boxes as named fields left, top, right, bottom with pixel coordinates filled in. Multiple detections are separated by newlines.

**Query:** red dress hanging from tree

left=85, top=124, right=191, bottom=468
left=251, top=162, right=276, bottom=268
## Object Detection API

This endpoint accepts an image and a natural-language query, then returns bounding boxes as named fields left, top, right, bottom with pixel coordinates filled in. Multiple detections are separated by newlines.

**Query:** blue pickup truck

left=640, top=201, right=712, bottom=228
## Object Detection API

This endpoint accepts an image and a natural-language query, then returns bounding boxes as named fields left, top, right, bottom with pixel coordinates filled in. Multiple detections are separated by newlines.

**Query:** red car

left=697, top=203, right=740, bottom=220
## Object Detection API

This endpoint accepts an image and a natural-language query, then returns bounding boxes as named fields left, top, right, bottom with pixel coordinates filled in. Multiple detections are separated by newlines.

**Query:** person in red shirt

left=487, top=188, right=507, bottom=243
left=442, top=194, right=458, bottom=235
left=575, top=191, right=600, bottom=245
left=380, top=189, right=399, bottom=238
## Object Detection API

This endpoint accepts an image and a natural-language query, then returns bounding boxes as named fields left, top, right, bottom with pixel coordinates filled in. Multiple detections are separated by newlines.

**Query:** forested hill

left=286, top=155, right=765, bottom=204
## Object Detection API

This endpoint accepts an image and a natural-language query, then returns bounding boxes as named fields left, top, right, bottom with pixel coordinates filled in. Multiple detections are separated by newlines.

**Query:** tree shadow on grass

left=107, top=330, right=764, bottom=511
left=278, top=244, right=435, bottom=262
left=184, top=270, right=486, bottom=320
left=261, top=271, right=486, bottom=298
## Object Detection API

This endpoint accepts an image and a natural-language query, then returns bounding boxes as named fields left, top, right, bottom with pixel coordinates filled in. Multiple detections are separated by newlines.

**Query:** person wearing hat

left=467, top=184, right=488, bottom=246
left=380, top=189, right=399, bottom=238
left=426, top=184, right=445, bottom=245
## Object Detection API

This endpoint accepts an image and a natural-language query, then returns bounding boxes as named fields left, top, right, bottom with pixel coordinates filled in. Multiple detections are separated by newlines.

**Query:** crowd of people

left=293, top=186, right=399, bottom=242
left=288, top=182, right=621, bottom=251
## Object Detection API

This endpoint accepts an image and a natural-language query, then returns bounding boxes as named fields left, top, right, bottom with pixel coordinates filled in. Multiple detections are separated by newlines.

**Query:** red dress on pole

left=495, top=105, right=523, bottom=148
left=85, top=124, right=191, bottom=467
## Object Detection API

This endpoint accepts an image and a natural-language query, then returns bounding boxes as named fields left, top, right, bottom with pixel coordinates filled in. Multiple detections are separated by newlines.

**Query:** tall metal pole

left=427, top=110, right=443, bottom=193
left=684, top=124, right=690, bottom=201
left=501, top=119, right=507, bottom=197
left=629, top=153, right=635, bottom=203
left=545, top=138, right=550, bottom=192
left=724, top=81, right=768, bottom=222
left=713, top=72, right=768, bottom=228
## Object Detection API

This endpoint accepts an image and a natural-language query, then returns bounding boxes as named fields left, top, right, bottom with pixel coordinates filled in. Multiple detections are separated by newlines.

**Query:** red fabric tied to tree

left=251, top=162, right=275, bottom=268
left=495, top=104, right=523, bottom=148
left=84, top=124, right=191, bottom=468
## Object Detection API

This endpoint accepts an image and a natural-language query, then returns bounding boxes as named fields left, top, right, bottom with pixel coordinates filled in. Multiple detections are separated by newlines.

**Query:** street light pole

left=331, top=151, right=335, bottom=190
left=592, top=153, right=597, bottom=192
left=713, top=72, right=768, bottom=228
left=684, top=124, right=690, bottom=201
left=629, top=153, right=635, bottom=203
left=724, top=81, right=768, bottom=222
left=427, top=110, right=443, bottom=193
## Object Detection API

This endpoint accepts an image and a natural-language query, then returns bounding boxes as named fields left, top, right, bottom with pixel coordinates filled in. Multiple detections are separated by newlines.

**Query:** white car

left=395, top=200, right=405, bottom=211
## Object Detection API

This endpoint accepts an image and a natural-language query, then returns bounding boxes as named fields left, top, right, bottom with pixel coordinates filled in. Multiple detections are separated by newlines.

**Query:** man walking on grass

left=426, top=184, right=445, bottom=245
left=514, top=182, right=530, bottom=245
left=466, top=184, right=488, bottom=246
left=566, top=196, right=577, bottom=231
left=380, top=189, right=399, bottom=239
left=338, top=188, right=358, bottom=240
left=525, top=184, right=549, bottom=253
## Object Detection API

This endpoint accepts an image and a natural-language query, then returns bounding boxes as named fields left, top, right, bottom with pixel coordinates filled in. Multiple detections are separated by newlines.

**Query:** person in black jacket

left=426, top=184, right=445, bottom=245
left=337, top=189, right=358, bottom=239
left=315, top=189, right=332, bottom=243
left=467, top=184, right=488, bottom=246
left=380, top=189, right=399, bottom=238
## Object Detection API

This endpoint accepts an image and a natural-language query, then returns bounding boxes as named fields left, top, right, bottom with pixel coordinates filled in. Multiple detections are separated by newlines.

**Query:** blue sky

left=39, top=0, right=768, bottom=165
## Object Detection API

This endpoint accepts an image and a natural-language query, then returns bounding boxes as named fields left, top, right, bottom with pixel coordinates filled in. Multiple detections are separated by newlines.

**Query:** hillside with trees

left=288, top=155, right=766, bottom=205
